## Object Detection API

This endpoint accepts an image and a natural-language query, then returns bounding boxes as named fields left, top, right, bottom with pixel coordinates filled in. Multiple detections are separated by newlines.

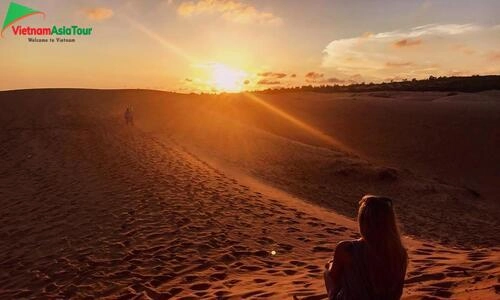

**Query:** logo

left=1, top=1, right=93, bottom=42
left=1, top=1, right=44, bottom=37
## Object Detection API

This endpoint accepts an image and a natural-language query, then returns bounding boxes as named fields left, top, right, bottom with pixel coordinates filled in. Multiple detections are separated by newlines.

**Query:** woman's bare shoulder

left=334, top=240, right=359, bottom=263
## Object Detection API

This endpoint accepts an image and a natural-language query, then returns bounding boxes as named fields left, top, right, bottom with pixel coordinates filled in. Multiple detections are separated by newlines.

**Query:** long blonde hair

left=358, top=195, right=408, bottom=294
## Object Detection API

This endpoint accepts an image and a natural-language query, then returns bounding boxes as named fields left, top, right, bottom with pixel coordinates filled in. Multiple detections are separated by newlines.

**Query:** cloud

left=84, top=7, right=114, bottom=21
left=326, top=77, right=346, bottom=84
left=393, top=38, right=422, bottom=48
left=303, top=72, right=348, bottom=85
left=290, top=74, right=296, bottom=78
left=177, top=0, right=282, bottom=25
left=486, top=51, right=500, bottom=61
left=322, top=24, right=500, bottom=81
left=305, top=72, right=324, bottom=80
left=385, top=61, right=413, bottom=67
left=257, top=72, right=287, bottom=78
left=454, top=44, right=476, bottom=55
left=257, top=79, right=281, bottom=85
left=484, top=50, right=500, bottom=64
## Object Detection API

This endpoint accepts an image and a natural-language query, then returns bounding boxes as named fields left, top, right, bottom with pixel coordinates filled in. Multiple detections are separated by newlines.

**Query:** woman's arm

left=325, top=241, right=352, bottom=298
left=394, top=255, right=408, bottom=299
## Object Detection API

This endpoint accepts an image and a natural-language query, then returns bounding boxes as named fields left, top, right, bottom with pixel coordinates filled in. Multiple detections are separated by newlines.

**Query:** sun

left=211, top=63, right=247, bottom=92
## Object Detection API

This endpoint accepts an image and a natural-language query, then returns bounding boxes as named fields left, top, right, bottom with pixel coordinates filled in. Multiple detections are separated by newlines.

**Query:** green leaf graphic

left=2, top=2, right=44, bottom=34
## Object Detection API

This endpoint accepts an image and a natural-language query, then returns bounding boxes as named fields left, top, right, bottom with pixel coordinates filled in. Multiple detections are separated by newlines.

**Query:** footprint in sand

left=306, top=221, right=322, bottom=227
left=431, top=281, right=455, bottom=288
left=214, top=290, right=230, bottom=298
left=190, top=282, right=211, bottom=291
left=283, top=269, right=298, bottom=275
left=239, top=265, right=263, bottom=272
left=312, top=246, right=333, bottom=253
left=278, top=243, right=294, bottom=251
left=290, top=260, right=308, bottom=267
left=184, top=275, right=198, bottom=283
left=472, top=261, right=498, bottom=271
left=467, top=251, right=489, bottom=261
left=305, top=264, right=321, bottom=273
left=405, top=272, right=446, bottom=284
left=297, top=236, right=312, bottom=242
left=223, top=279, right=240, bottom=287
left=325, top=228, right=340, bottom=235
left=167, top=287, right=183, bottom=297
left=253, top=250, right=269, bottom=257
left=208, top=272, right=227, bottom=281
left=149, top=274, right=174, bottom=287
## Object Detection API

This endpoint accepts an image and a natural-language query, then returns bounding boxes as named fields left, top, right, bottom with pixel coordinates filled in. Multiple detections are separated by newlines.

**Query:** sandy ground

left=0, top=89, right=498, bottom=299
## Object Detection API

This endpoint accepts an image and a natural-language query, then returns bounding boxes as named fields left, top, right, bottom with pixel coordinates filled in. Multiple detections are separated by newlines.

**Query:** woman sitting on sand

left=324, top=195, right=408, bottom=300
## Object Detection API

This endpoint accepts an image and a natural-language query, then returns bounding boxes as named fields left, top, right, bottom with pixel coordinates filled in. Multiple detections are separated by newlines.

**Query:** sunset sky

left=1, top=0, right=499, bottom=92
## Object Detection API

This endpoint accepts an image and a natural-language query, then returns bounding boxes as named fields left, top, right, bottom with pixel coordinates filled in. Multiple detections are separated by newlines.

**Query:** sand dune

left=139, top=90, right=499, bottom=247
left=0, top=89, right=498, bottom=299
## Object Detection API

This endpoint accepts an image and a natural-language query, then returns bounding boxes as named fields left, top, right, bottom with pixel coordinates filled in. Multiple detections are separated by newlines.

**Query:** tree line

left=255, top=75, right=500, bottom=94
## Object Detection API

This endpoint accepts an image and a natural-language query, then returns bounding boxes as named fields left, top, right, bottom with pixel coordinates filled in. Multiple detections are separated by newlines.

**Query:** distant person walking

left=323, top=195, right=408, bottom=300
left=124, top=106, right=134, bottom=126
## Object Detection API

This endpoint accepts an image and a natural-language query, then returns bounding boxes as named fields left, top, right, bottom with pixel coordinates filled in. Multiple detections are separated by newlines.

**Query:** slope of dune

left=0, top=89, right=498, bottom=299
left=136, top=90, right=499, bottom=247
left=231, top=91, right=499, bottom=201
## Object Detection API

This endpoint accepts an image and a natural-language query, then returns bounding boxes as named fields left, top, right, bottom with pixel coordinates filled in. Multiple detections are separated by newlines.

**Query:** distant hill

left=258, top=75, right=500, bottom=93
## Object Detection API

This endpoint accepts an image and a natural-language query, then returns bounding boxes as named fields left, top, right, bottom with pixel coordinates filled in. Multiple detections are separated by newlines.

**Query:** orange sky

left=1, top=0, right=499, bottom=92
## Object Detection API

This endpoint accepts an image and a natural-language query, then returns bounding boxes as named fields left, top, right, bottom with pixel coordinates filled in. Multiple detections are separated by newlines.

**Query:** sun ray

left=121, top=15, right=195, bottom=63
left=242, top=93, right=354, bottom=153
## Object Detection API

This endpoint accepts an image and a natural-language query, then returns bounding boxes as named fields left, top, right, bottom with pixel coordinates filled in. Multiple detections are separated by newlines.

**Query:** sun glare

left=211, top=63, right=247, bottom=92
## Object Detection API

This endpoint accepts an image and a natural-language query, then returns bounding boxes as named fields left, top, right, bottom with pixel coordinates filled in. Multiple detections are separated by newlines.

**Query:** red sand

left=0, top=89, right=498, bottom=299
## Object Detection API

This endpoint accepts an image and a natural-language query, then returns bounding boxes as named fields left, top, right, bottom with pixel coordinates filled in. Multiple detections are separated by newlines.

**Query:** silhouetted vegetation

left=256, top=75, right=500, bottom=94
